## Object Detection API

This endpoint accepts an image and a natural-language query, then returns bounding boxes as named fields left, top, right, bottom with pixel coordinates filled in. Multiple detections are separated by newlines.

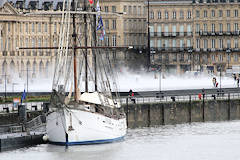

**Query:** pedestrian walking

left=212, top=77, right=216, bottom=87
left=198, top=93, right=202, bottom=100
left=233, top=74, right=237, bottom=81
left=237, top=78, right=239, bottom=88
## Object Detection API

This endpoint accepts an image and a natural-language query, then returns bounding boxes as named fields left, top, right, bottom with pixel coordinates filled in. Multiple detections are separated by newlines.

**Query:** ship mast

left=84, top=0, right=88, bottom=93
left=72, top=0, right=78, bottom=101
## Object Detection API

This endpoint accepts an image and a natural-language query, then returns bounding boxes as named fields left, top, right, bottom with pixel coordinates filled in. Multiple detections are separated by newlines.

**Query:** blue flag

left=97, top=16, right=103, bottom=31
left=21, top=89, right=26, bottom=103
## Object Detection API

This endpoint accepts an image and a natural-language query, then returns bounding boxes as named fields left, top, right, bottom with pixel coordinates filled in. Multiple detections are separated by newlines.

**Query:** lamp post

left=226, top=48, right=231, bottom=69
left=147, top=0, right=150, bottom=69
left=21, top=68, right=33, bottom=93
left=188, top=48, right=193, bottom=71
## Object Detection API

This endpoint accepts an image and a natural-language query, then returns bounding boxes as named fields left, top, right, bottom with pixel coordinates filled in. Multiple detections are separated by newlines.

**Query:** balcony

left=156, top=47, right=193, bottom=52
left=196, top=31, right=240, bottom=36
left=151, top=32, right=193, bottom=37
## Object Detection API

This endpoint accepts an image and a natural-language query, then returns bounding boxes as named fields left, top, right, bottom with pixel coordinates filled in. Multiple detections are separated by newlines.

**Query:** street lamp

left=226, top=48, right=231, bottom=69
left=188, top=48, right=193, bottom=71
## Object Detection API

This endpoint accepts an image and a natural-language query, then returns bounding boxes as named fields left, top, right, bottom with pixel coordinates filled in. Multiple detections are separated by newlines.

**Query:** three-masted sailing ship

left=45, top=0, right=127, bottom=145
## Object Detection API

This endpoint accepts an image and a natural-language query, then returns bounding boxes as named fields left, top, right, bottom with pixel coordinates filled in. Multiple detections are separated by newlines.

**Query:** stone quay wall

left=124, top=99, right=240, bottom=128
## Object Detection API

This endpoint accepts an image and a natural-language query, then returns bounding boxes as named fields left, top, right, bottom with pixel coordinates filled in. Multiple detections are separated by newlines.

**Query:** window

left=158, top=11, right=161, bottom=19
left=150, top=25, right=154, bottom=36
left=112, top=35, right=116, bottom=46
left=204, top=39, right=208, bottom=49
left=105, top=6, right=109, bottom=12
left=187, top=39, right=191, bottom=47
left=196, top=39, right=200, bottom=48
left=180, top=11, right=184, bottom=19
left=157, top=40, right=162, bottom=48
left=180, top=39, right=184, bottom=48
left=138, top=6, right=141, bottom=15
left=211, top=10, right=215, bottom=17
left=157, top=25, right=162, bottom=36
left=32, top=38, right=35, bottom=47
left=172, top=25, right=176, bottom=36
left=219, top=39, right=223, bottom=49
left=112, top=20, right=116, bottom=29
left=234, top=54, right=238, bottom=62
left=172, top=11, right=176, bottom=19
left=133, top=6, right=137, bottom=15
left=38, top=23, right=41, bottom=32
left=219, top=54, right=223, bottom=62
left=187, top=11, right=191, bottom=19
left=165, top=11, right=168, bottom=19
left=165, top=40, right=170, bottom=48
left=187, top=24, right=192, bottom=35
left=235, top=10, right=238, bottom=17
left=227, top=23, right=231, bottom=32
left=227, top=10, right=231, bottom=17
left=196, top=10, right=200, bottom=18
left=44, top=23, right=47, bottom=32
left=211, top=24, right=215, bottom=32
left=235, top=39, right=238, bottom=48
left=234, top=23, right=238, bottom=32
left=196, top=24, right=200, bottom=32
left=38, top=38, right=41, bottom=47
left=128, top=6, right=132, bottom=14
left=211, top=39, right=215, bottom=49
left=25, top=23, right=28, bottom=33
left=124, top=5, right=127, bottom=13
left=25, top=38, right=28, bottom=47
left=45, top=38, right=48, bottom=47
left=219, top=10, right=223, bottom=17
left=150, top=11, right=154, bottom=19
left=32, top=23, right=35, bottom=33
left=212, top=54, right=215, bottom=61
left=180, top=25, right=184, bottom=36
left=204, top=10, right=207, bottom=17
left=54, top=23, right=57, bottom=33
left=150, top=40, right=154, bottom=47
left=164, top=25, right=168, bottom=36
left=219, top=23, right=223, bottom=32
left=172, top=39, right=176, bottom=48
left=111, top=6, right=116, bottom=13
left=227, top=39, right=231, bottom=48
left=204, top=24, right=208, bottom=32
left=8, top=23, right=10, bottom=32
left=105, top=20, right=109, bottom=29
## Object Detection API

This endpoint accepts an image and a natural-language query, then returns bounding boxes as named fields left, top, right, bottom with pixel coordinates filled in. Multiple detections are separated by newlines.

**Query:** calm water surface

left=1, top=121, right=240, bottom=160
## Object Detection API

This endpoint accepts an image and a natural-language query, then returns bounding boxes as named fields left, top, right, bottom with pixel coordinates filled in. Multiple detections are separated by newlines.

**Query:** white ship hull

left=46, top=108, right=127, bottom=145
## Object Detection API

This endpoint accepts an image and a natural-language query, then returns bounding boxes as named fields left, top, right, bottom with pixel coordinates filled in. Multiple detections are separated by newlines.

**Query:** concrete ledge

left=0, top=133, right=44, bottom=152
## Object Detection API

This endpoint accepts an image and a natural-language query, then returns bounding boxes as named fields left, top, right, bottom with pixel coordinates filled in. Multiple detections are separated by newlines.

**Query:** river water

left=1, top=121, right=240, bottom=160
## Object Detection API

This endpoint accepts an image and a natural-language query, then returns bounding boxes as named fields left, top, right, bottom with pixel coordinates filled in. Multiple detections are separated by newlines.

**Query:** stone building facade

left=149, top=0, right=240, bottom=74
left=2, top=0, right=240, bottom=80
left=0, top=2, right=61, bottom=84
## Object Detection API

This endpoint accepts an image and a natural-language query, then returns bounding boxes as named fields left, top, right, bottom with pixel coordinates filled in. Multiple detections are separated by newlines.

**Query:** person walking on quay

left=212, top=77, right=217, bottom=87
left=233, top=74, right=237, bottom=81
left=237, top=78, right=240, bottom=88
left=129, top=89, right=135, bottom=104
